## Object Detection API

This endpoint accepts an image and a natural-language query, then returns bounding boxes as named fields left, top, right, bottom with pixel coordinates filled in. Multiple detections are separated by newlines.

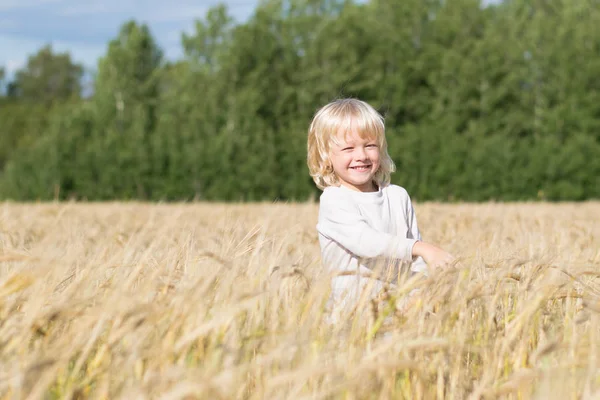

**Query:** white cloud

left=0, top=0, right=258, bottom=72
left=139, top=5, right=210, bottom=23
left=57, top=3, right=111, bottom=16
left=5, top=59, right=23, bottom=75
left=0, top=18, right=17, bottom=29
left=0, top=35, right=39, bottom=75
left=0, top=34, right=106, bottom=75
left=56, top=1, right=213, bottom=23
left=56, top=0, right=252, bottom=23
left=0, top=0, right=65, bottom=12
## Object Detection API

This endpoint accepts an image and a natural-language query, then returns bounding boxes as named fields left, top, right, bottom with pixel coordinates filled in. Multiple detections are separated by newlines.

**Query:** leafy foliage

left=0, top=0, right=598, bottom=201
left=8, top=44, right=83, bottom=104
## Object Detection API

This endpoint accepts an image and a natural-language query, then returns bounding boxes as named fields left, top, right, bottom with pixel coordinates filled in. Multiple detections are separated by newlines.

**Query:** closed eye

left=342, top=147, right=353, bottom=151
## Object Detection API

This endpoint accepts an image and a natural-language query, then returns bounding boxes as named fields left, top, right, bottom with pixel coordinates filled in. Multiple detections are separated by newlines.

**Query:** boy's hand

left=412, top=241, right=455, bottom=271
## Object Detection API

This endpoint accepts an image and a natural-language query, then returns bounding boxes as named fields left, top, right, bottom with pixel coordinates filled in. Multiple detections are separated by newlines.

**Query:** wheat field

left=0, top=201, right=599, bottom=399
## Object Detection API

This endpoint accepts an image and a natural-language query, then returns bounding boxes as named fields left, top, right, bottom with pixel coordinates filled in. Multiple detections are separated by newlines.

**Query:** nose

left=354, top=146, right=367, bottom=160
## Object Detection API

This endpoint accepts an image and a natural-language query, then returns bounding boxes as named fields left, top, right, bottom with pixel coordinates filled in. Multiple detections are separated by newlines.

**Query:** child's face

left=329, top=127, right=380, bottom=192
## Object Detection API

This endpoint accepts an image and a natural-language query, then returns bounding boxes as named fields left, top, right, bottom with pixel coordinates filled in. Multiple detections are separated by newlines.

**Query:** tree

left=153, top=5, right=237, bottom=200
left=2, top=0, right=599, bottom=201
left=10, top=44, right=84, bottom=104
left=0, top=66, right=5, bottom=96
left=94, top=21, right=163, bottom=124
left=182, top=4, right=234, bottom=73
left=90, top=20, right=164, bottom=199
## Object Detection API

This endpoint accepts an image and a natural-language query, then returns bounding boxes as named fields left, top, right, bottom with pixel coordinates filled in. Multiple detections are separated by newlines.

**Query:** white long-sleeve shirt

left=316, top=184, right=428, bottom=282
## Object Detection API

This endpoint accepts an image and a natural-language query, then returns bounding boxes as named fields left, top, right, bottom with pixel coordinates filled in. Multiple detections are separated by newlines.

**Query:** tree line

left=1, top=0, right=598, bottom=202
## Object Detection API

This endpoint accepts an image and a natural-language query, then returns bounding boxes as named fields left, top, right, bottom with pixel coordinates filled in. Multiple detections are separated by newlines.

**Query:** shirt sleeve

left=317, top=191, right=417, bottom=262
left=405, top=192, right=428, bottom=275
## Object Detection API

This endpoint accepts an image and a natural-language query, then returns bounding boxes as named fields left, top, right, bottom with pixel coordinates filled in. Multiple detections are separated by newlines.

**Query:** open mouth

left=350, top=165, right=371, bottom=171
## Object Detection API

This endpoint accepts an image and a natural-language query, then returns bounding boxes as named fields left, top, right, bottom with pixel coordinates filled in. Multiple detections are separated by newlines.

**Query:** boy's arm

left=412, top=242, right=454, bottom=271
left=406, top=192, right=428, bottom=274
left=406, top=191, right=454, bottom=272
left=317, top=193, right=417, bottom=262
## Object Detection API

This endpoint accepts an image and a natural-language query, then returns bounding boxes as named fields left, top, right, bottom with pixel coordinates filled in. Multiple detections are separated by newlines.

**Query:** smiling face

left=329, top=124, right=381, bottom=192
left=307, top=98, right=395, bottom=190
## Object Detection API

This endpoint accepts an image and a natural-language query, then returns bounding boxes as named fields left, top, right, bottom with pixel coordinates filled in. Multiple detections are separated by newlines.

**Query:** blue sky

left=0, top=0, right=258, bottom=77
left=0, top=0, right=500, bottom=79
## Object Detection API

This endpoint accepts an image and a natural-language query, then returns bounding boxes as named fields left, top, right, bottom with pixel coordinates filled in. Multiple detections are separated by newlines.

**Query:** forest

left=0, top=0, right=598, bottom=202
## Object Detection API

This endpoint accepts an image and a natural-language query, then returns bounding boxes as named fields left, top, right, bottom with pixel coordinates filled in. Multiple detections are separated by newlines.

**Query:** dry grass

left=0, top=200, right=599, bottom=399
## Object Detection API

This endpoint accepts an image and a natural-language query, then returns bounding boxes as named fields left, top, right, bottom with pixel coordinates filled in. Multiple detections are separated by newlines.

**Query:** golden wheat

left=0, top=200, right=598, bottom=399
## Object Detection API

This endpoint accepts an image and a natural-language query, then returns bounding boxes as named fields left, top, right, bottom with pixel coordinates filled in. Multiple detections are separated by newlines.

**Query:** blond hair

left=307, top=98, right=395, bottom=190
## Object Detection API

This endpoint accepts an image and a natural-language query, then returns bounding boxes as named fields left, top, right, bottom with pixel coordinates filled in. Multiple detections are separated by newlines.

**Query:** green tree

left=150, top=6, right=238, bottom=200
left=0, top=66, right=5, bottom=96
left=0, top=102, right=97, bottom=200
left=90, top=20, right=164, bottom=199
left=10, top=44, right=84, bottom=104
left=2, top=0, right=599, bottom=201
